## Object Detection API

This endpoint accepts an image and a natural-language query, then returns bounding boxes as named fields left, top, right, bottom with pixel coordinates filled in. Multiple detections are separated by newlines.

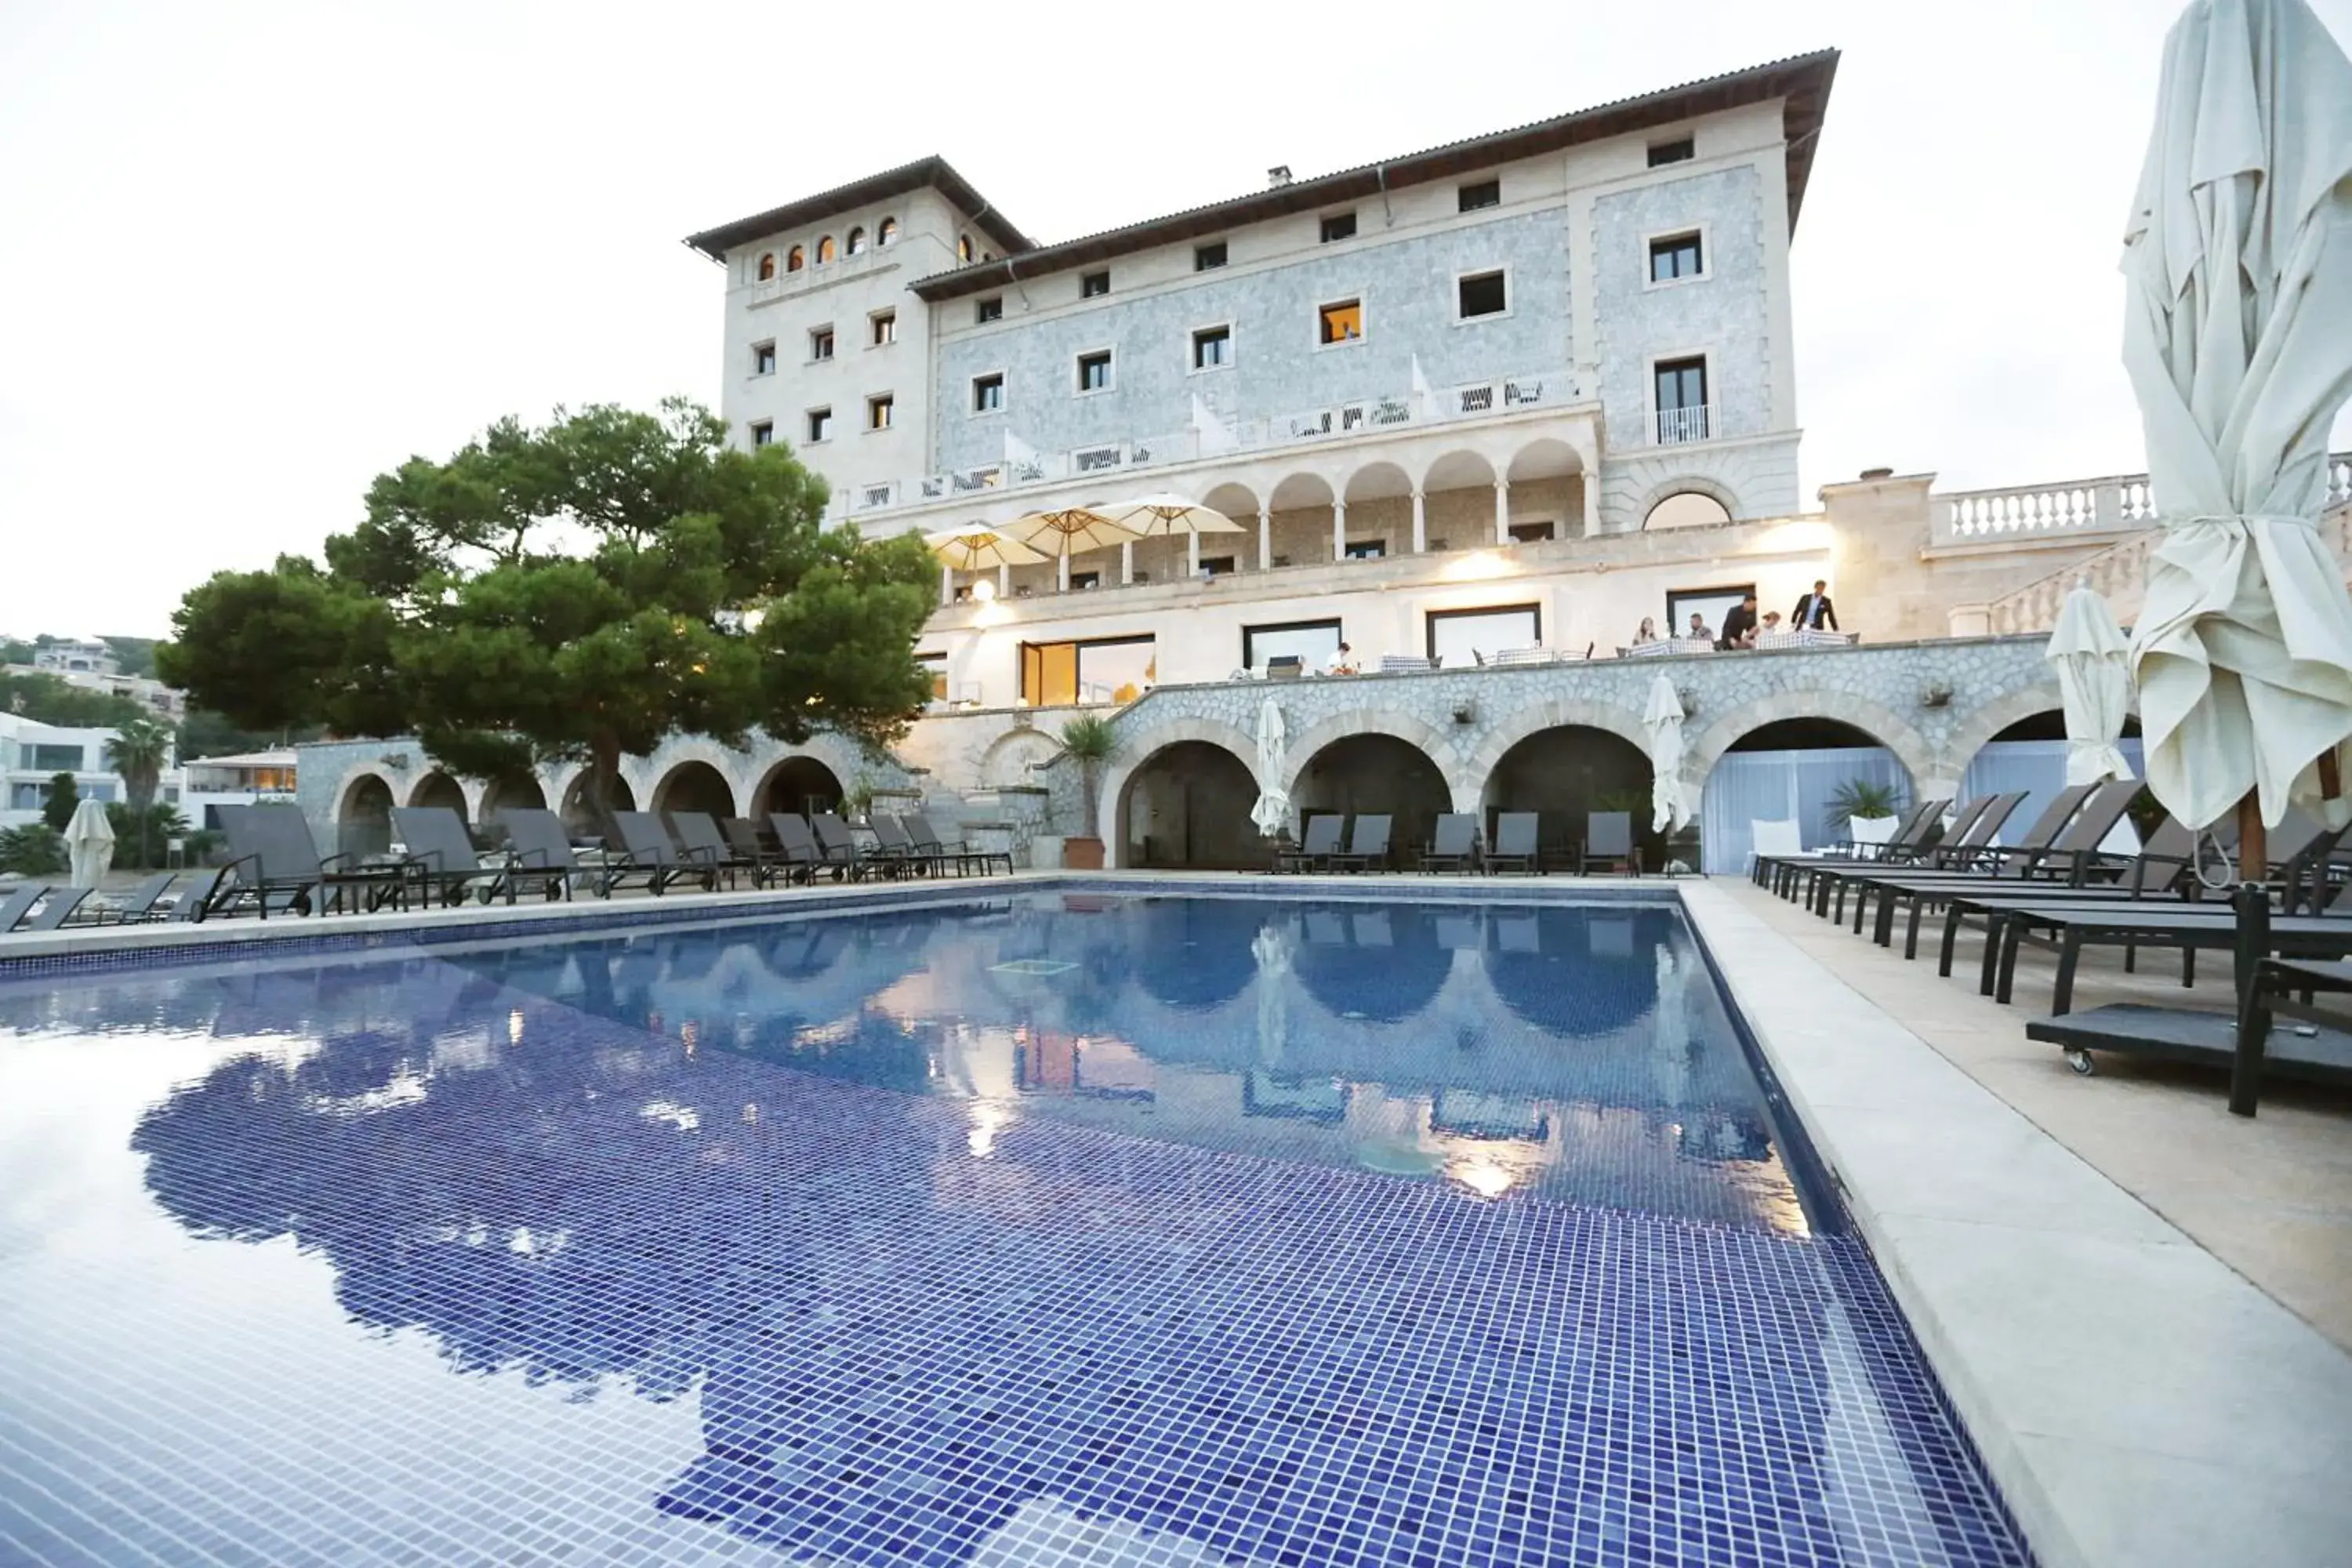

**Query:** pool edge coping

left=1676, top=879, right=2352, bottom=1568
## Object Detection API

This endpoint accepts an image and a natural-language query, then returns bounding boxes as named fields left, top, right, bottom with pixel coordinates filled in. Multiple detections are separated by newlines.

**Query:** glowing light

left=971, top=578, right=996, bottom=602
left=741, top=607, right=767, bottom=631
left=1438, top=550, right=1516, bottom=583
left=507, top=1009, right=524, bottom=1044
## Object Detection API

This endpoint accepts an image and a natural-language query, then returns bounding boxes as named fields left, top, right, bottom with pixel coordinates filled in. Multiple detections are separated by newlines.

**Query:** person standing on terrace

left=1793, top=579, right=1838, bottom=630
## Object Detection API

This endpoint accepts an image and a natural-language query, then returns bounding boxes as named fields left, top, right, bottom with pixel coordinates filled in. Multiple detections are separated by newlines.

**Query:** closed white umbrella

left=1250, top=697, right=1290, bottom=837
left=2122, top=0, right=2352, bottom=846
left=2046, top=583, right=2136, bottom=785
left=64, top=797, right=115, bottom=889
left=1642, top=675, right=1689, bottom=833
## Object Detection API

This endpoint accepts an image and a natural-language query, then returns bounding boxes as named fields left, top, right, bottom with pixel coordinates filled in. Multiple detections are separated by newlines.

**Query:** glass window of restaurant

left=1426, top=604, right=1541, bottom=666
left=1243, top=619, right=1342, bottom=674
left=1021, top=637, right=1156, bottom=706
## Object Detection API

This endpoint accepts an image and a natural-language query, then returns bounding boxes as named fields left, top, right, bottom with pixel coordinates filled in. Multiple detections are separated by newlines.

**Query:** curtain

left=1960, top=739, right=2147, bottom=851
left=1700, top=746, right=1907, bottom=875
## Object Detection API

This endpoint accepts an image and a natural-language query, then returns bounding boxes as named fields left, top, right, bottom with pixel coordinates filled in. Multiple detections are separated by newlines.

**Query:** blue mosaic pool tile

left=0, top=898, right=2035, bottom=1567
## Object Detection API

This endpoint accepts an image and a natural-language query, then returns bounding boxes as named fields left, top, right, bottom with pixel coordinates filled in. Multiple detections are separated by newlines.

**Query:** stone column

left=1332, top=499, right=1348, bottom=562
left=1411, top=488, right=1427, bottom=553
left=999, top=563, right=1011, bottom=598
left=1494, top=477, right=1512, bottom=545
left=1187, top=530, right=1200, bottom=578
left=1120, top=541, right=1134, bottom=586
left=1581, top=472, right=1600, bottom=539
left=1258, top=504, right=1272, bottom=571
left=939, top=564, right=954, bottom=606
left=1058, top=553, right=1070, bottom=593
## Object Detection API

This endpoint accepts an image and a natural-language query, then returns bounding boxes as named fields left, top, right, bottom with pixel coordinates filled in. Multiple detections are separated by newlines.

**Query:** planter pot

left=1063, top=836, right=1105, bottom=871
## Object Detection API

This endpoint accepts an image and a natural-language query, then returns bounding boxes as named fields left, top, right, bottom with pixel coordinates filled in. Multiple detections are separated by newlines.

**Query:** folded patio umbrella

left=64, top=797, right=115, bottom=889
left=2045, top=583, right=2136, bottom=785
left=2122, top=0, right=2352, bottom=835
left=1250, top=696, right=1290, bottom=837
left=1642, top=675, right=1690, bottom=834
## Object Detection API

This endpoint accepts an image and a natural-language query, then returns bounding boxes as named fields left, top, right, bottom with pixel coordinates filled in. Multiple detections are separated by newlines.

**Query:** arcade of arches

left=1119, top=742, right=1261, bottom=869
left=755, top=757, right=844, bottom=821
left=651, top=761, right=735, bottom=819
left=561, top=772, right=638, bottom=835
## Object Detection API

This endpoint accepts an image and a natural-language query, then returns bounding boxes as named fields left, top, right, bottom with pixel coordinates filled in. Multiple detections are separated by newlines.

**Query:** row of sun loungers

left=0, top=869, right=227, bottom=935
left=1751, top=779, right=2352, bottom=1110
left=1272, top=811, right=1639, bottom=875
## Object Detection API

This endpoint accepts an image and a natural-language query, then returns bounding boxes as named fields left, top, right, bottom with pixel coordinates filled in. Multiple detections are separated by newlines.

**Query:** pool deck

left=6, top=867, right=2350, bottom=1568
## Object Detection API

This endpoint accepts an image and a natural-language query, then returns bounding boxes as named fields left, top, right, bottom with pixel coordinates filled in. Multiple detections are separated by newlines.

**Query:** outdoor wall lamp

left=1677, top=686, right=1700, bottom=715
left=1921, top=684, right=1955, bottom=709
left=1453, top=702, right=1477, bottom=725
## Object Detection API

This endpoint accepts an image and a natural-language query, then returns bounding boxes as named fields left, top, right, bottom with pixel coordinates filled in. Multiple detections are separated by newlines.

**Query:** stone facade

left=1591, top=165, right=1771, bottom=446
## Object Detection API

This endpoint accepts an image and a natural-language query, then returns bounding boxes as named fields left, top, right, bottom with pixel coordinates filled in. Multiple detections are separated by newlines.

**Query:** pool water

left=0, top=892, right=2032, bottom=1567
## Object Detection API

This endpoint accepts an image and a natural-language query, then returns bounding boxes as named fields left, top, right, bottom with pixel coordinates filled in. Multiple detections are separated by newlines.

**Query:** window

left=1343, top=539, right=1385, bottom=560
left=1457, top=270, right=1508, bottom=318
left=1070, top=571, right=1102, bottom=591
left=1507, top=520, right=1556, bottom=543
left=816, top=234, right=837, bottom=264
left=1654, top=357, right=1709, bottom=443
left=869, top=310, right=896, bottom=346
left=1458, top=179, right=1501, bottom=212
left=973, top=373, right=1004, bottom=412
left=1646, top=492, right=1732, bottom=529
left=1319, top=212, right=1357, bottom=243
left=1649, top=136, right=1695, bottom=167
left=810, top=326, right=835, bottom=361
left=1199, top=555, right=1236, bottom=576
left=1192, top=325, right=1232, bottom=370
left=915, top=652, right=948, bottom=700
left=1243, top=619, right=1341, bottom=674
left=1318, top=299, right=1363, bottom=344
left=847, top=225, right=867, bottom=255
left=807, top=407, right=833, bottom=443
left=1080, top=270, right=1111, bottom=299
left=756, top=252, right=776, bottom=281
left=1076, top=350, right=1112, bottom=393
left=1668, top=585, right=1753, bottom=639
left=21, top=743, right=83, bottom=771
left=1020, top=636, right=1155, bottom=706
left=750, top=419, right=774, bottom=448
left=878, top=216, right=898, bottom=246
left=786, top=245, right=805, bottom=273
left=1427, top=604, right=1541, bottom=666
left=958, top=234, right=975, bottom=263
left=1194, top=241, right=1228, bottom=270
left=976, top=296, right=1003, bottom=324
left=753, top=340, right=776, bottom=376
left=1650, top=230, right=1704, bottom=283
left=866, top=394, right=894, bottom=431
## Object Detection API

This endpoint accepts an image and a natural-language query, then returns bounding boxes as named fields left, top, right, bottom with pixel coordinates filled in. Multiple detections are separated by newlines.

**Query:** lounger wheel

left=2064, top=1047, right=2096, bottom=1076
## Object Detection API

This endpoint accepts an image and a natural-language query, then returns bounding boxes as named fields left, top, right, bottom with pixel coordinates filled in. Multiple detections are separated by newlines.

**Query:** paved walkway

left=1723, top=876, right=2352, bottom=1355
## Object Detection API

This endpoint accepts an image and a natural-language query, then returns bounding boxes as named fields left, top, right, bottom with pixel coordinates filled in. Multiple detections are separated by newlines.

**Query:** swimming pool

left=0, top=891, right=2031, bottom=1566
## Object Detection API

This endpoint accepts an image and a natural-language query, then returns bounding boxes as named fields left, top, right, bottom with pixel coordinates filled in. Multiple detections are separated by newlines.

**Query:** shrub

left=0, top=824, right=67, bottom=877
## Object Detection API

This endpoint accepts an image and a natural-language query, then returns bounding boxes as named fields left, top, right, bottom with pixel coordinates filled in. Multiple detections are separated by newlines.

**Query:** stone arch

left=1097, top=714, right=1263, bottom=869
left=1289, top=728, right=1455, bottom=861
left=1200, top=479, right=1259, bottom=522
left=1342, top=459, right=1413, bottom=502
left=1478, top=724, right=1655, bottom=849
left=1421, top=448, right=1497, bottom=493
left=558, top=768, right=638, bottom=835
left=1461, top=697, right=1653, bottom=802
left=1938, top=677, right=2073, bottom=781
left=1115, top=739, right=1264, bottom=869
left=406, top=770, right=468, bottom=818
left=335, top=771, right=396, bottom=857
left=1636, top=474, right=1741, bottom=528
left=1268, top=470, right=1337, bottom=509
left=1279, top=709, right=1465, bottom=808
left=481, top=775, right=546, bottom=821
left=1686, top=690, right=1938, bottom=792
left=751, top=753, right=844, bottom=820
left=977, top=727, right=1062, bottom=789
left=651, top=758, right=739, bottom=819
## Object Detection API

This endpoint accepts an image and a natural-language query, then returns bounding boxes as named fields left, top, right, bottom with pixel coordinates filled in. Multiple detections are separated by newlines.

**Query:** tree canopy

left=0, top=671, right=149, bottom=730
left=157, top=401, right=936, bottom=804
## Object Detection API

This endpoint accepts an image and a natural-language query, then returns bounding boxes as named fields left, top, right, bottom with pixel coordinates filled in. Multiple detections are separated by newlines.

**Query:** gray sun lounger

left=1808, top=784, right=2099, bottom=924
left=0, top=884, right=45, bottom=934
left=391, top=806, right=532, bottom=906
left=768, top=814, right=828, bottom=884
left=498, top=808, right=594, bottom=898
left=1761, top=798, right=1947, bottom=894
left=1581, top=811, right=1635, bottom=876
left=721, top=817, right=788, bottom=888
left=1328, top=815, right=1392, bottom=873
left=1422, top=813, right=1478, bottom=873
left=869, top=814, right=942, bottom=877
left=1276, top=815, right=1344, bottom=873
left=218, top=802, right=407, bottom=919
left=810, top=813, right=882, bottom=880
left=668, top=811, right=755, bottom=890
left=1486, top=812, right=1540, bottom=875
left=1838, top=779, right=2143, bottom=938
left=611, top=811, right=718, bottom=895
left=15, top=886, right=93, bottom=932
left=93, top=872, right=176, bottom=925
left=908, top=811, right=1011, bottom=877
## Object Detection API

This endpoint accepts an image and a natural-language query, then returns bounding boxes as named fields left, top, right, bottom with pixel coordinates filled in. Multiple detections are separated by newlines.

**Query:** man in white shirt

left=1323, top=642, right=1359, bottom=675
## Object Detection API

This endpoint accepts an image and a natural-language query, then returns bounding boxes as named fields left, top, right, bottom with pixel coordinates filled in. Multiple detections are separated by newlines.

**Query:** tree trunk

left=587, top=734, right=624, bottom=845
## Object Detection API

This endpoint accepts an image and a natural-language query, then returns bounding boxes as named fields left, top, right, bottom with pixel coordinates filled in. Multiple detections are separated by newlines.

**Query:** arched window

left=756, top=252, right=776, bottom=281
left=846, top=226, right=866, bottom=255
left=877, top=216, right=898, bottom=246
left=786, top=245, right=805, bottom=273
left=816, top=234, right=837, bottom=264
left=1644, top=490, right=1733, bottom=529
left=958, top=233, right=974, bottom=263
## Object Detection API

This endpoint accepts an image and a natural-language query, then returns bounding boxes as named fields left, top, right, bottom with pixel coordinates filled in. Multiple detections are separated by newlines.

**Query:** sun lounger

left=0, top=884, right=41, bottom=934
left=1486, top=812, right=1540, bottom=875
left=168, top=868, right=225, bottom=922
left=768, top=814, right=829, bottom=884
left=218, top=802, right=409, bottom=919
left=869, top=814, right=945, bottom=877
left=810, top=813, right=883, bottom=880
left=668, top=811, right=757, bottom=890
left=1811, top=783, right=2110, bottom=927
left=721, top=817, right=789, bottom=888
left=1985, top=893, right=2352, bottom=1014
left=1581, top=811, right=1635, bottom=876
left=498, top=808, right=595, bottom=898
left=17, top=886, right=93, bottom=931
left=1422, top=813, right=1478, bottom=873
left=390, top=806, right=533, bottom=906
left=2026, top=1003, right=2352, bottom=1094
left=1838, top=779, right=2145, bottom=939
left=1327, top=814, right=1392, bottom=873
left=1767, top=798, right=1956, bottom=904
left=611, top=811, right=719, bottom=895
left=90, top=872, right=176, bottom=925
left=907, top=811, right=1011, bottom=877
left=1275, top=815, right=1344, bottom=873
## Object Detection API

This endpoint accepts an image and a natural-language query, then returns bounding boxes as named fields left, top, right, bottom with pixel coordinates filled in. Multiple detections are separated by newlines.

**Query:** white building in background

left=0, top=712, right=183, bottom=830
left=6, top=638, right=186, bottom=719
left=180, top=749, right=299, bottom=829
left=688, top=52, right=1835, bottom=706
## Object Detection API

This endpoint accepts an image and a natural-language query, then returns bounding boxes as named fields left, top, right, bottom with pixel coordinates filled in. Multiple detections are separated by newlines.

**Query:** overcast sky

left=3, top=0, right=2347, bottom=640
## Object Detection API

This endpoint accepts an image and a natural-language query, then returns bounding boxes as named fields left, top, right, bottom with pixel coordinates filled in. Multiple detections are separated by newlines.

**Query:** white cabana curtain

left=2046, top=584, right=2137, bottom=785
left=1642, top=676, right=1690, bottom=833
left=2122, top=0, right=2352, bottom=832
left=1250, top=698, right=1290, bottom=837
left=1698, top=746, right=1907, bottom=875
left=1961, top=740, right=2148, bottom=855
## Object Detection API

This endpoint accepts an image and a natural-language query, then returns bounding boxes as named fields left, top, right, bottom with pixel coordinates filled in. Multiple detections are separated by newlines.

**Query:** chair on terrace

left=668, top=811, right=757, bottom=890
left=497, top=808, right=597, bottom=899
left=1275, top=815, right=1344, bottom=873
left=1486, top=812, right=1540, bottom=875
left=1581, top=811, right=1636, bottom=876
left=391, top=806, right=535, bottom=906
left=768, top=814, right=830, bottom=884
left=217, top=802, right=405, bottom=919
left=1747, top=820, right=1802, bottom=880
left=1422, top=814, right=1478, bottom=873
left=722, top=817, right=789, bottom=888
left=810, top=813, right=884, bottom=880
left=1328, top=815, right=1392, bottom=873
left=608, top=811, right=718, bottom=895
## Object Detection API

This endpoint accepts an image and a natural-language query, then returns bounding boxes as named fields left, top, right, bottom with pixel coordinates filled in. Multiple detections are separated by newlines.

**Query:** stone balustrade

left=1932, top=452, right=2352, bottom=554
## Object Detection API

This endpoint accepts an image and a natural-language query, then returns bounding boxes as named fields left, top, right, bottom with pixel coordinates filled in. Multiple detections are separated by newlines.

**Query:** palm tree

left=105, top=717, right=173, bottom=812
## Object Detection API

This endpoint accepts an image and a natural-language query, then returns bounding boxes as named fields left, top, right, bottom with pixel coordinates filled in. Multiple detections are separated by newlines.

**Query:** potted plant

left=1826, top=779, right=1904, bottom=855
left=1058, top=714, right=1118, bottom=870
left=841, top=775, right=877, bottom=825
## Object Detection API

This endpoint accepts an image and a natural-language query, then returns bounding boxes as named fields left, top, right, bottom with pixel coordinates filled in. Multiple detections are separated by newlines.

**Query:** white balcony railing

left=1934, top=453, right=2352, bottom=550
left=1652, top=405, right=1712, bottom=445
left=837, top=368, right=1579, bottom=517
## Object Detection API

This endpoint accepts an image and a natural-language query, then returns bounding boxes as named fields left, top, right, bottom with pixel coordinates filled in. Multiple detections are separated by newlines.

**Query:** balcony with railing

left=1932, top=452, right=2352, bottom=553
left=835, top=368, right=1582, bottom=519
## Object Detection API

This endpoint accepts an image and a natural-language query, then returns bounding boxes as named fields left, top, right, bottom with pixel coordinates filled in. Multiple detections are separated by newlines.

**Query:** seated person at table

left=1685, top=612, right=1714, bottom=643
left=1718, top=592, right=1760, bottom=650
left=1633, top=616, right=1657, bottom=644
left=1323, top=641, right=1359, bottom=675
left=1759, top=610, right=1784, bottom=638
